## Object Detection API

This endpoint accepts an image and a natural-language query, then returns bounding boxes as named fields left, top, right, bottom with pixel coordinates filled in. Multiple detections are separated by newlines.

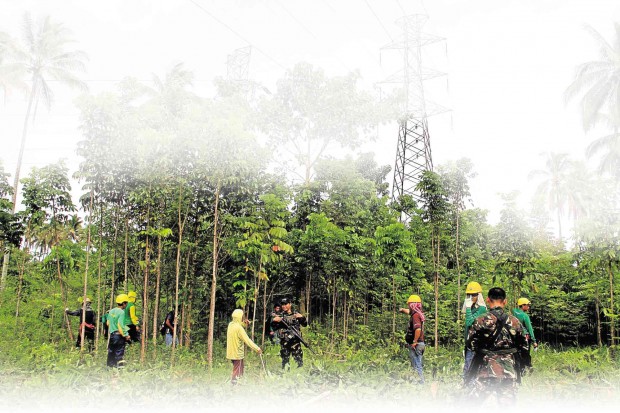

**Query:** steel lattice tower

left=380, top=15, right=446, bottom=205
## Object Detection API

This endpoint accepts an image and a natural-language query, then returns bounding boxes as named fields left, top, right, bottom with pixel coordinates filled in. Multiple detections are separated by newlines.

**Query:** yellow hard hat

left=116, top=294, right=129, bottom=304
left=407, top=294, right=421, bottom=303
left=128, top=291, right=137, bottom=299
left=517, top=298, right=531, bottom=306
left=77, top=297, right=92, bottom=304
left=466, top=282, right=482, bottom=294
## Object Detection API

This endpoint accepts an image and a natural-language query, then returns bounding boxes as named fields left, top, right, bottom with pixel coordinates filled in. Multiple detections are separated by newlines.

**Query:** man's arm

left=129, top=305, right=139, bottom=326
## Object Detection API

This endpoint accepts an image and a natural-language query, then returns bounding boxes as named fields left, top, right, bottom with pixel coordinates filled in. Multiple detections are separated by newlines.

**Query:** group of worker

left=67, top=281, right=538, bottom=403
left=65, top=291, right=144, bottom=367
left=401, top=281, right=537, bottom=403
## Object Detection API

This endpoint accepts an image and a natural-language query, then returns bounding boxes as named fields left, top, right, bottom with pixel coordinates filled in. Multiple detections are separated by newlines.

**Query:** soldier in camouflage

left=270, top=297, right=308, bottom=369
left=465, top=287, right=528, bottom=404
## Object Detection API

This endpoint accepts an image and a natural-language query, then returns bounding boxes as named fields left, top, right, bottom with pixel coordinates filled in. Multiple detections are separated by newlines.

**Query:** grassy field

left=1, top=338, right=620, bottom=412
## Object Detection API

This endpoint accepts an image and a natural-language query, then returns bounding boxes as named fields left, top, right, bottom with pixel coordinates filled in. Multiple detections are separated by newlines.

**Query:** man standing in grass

left=227, top=309, right=262, bottom=384
left=107, top=294, right=131, bottom=367
left=513, top=297, right=537, bottom=372
left=124, top=291, right=141, bottom=343
left=65, top=297, right=96, bottom=352
left=463, top=281, right=487, bottom=381
left=399, top=294, right=426, bottom=384
left=466, top=287, right=527, bottom=404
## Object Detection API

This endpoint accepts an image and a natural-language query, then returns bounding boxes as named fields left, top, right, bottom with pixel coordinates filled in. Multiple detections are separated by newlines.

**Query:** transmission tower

left=380, top=15, right=446, bottom=205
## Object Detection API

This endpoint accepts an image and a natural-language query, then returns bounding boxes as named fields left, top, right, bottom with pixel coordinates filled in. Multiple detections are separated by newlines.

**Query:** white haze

left=0, top=0, right=618, bottom=229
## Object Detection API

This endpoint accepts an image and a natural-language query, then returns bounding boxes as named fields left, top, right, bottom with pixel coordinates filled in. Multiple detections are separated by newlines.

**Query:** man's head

left=517, top=297, right=531, bottom=311
left=116, top=294, right=129, bottom=308
left=280, top=297, right=291, bottom=311
left=232, top=309, right=244, bottom=322
left=273, top=303, right=281, bottom=312
left=128, top=291, right=137, bottom=303
left=486, top=287, right=507, bottom=307
left=466, top=281, right=482, bottom=303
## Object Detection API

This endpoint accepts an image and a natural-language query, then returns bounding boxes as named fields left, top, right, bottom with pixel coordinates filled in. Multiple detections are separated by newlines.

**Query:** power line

left=319, top=0, right=387, bottom=75
left=364, top=0, right=393, bottom=42
left=187, top=0, right=286, bottom=71
left=272, top=0, right=352, bottom=73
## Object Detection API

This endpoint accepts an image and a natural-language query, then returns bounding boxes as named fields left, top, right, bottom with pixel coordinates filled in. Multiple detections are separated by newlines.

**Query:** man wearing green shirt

left=107, top=294, right=131, bottom=367
left=124, top=291, right=141, bottom=343
left=463, top=281, right=487, bottom=382
left=513, top=297, right=537, bottom=372
left=513, top=298, right=537, bottom=348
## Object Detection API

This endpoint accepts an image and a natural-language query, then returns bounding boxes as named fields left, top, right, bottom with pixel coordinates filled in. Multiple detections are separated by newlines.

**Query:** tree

left=439, top=158, right=476, bottom=320
left=2, top=14, right=87, bottom=287
left=565, top=23, right=620, bottom=180
left=416, top=171, right=450, bottom=350
left=529, top=153, right=584, bottom=242
left=259, top=62, right=381, bottom=184
left=0, top=162, right=23, bottom=291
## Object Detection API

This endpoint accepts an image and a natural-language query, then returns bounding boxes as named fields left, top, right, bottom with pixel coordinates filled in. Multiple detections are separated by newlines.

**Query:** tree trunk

left=207, top=180, right=221, bottom=368
left=595, top=290, right=602, bottom=347
left=171, top=184, right=186, bottom=365
left=95, top=202, right=104, bottom=351
left=123, top=215, right=129, bottom=292
left=455, top=211, right=461, bottom=323
left=434, top=229, right=440, bottom=351
left=1, top=79, right=38, bottom=290
left=15, top=251, right=26, bottom=322
left=140, top=195, right=151, bottom=364
left=80, top=190, right=94, bottom=357
left=109, top=205, right=120, bottom=308
left=608, top=260, right=615, bottom=346
left=179, top=243, right=191, bottom=347
left=152, top=234, right=162, bottom=356
left=391, top=272, right=396, bottom=340
left=261, top=279, right=268, bottom=348
left=251, top=273, right=261, bottom=341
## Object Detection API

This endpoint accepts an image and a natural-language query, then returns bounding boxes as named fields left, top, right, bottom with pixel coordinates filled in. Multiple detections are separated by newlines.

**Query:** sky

left=1, top=0, right=619, bottom=229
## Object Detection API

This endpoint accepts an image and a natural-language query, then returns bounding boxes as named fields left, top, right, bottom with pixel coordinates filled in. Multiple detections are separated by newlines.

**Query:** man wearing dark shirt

left=399, top=294, right=426, bottom=384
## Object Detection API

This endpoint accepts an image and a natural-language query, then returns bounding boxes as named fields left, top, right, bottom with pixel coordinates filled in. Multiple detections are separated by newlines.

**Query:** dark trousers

left=75, top=328, right=95, bottom=352
left=280, top=338, right=303, bottom=368
left=107, top=333, right=126, bottom=367
left=127, top=325, right=141, bottom=343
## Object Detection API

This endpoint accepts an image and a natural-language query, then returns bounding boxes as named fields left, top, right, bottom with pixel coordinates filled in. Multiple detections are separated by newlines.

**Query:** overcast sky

left=1, top=0, right=619, bottom=228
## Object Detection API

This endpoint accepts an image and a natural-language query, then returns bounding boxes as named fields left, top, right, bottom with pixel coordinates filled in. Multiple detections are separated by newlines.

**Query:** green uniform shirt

left=124, top=302, right=138, bottom=326
left=108, top=307, right=128, bottom=336
left=464, top=304, right=487, bottom=339
left=512, top=308, right=536, bottom=342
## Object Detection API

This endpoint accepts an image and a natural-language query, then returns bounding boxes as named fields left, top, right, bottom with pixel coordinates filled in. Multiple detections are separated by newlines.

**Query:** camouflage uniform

left=465, top=306, right=528, bottom=404
left=271, top=309, right=307, bottom=369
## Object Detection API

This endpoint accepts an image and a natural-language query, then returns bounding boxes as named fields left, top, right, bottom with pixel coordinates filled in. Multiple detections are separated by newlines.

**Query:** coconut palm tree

left=565, top=23, right=620, bottom=180
left=1, top=14, right=87, bottom=286
left=10, top=13, right=88, bottom=209
left=529, top=153, right=585, bottom=241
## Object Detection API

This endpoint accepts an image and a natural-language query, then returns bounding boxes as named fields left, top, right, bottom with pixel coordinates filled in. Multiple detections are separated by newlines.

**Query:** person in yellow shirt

left=124, top=291, right=141, bottom=343
left=226, top=309, right=262, bottom=384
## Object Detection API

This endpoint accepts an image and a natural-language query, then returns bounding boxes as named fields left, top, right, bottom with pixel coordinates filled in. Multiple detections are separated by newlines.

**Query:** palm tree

left=529, top=153, right=584, bottom=241
left=565, top=23, right=620, bottom=179
left=1, top=14, right=87, bottom=286
left=10, top=13, right=88, bottom=209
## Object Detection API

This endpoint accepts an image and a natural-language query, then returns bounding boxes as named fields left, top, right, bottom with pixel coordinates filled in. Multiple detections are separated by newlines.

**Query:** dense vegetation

left=0, top=14, right=619, bottom=389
